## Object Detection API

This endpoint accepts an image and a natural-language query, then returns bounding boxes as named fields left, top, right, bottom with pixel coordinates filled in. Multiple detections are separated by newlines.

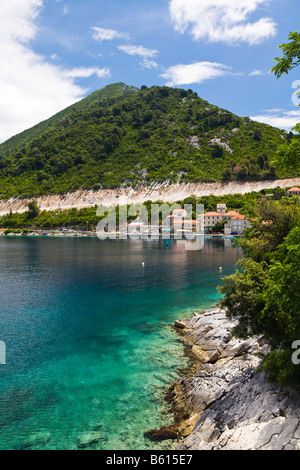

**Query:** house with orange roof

left=172, top=208, right=187, bottom=218
left=166, top=207, right=199, bottom=233
left=224, top=214, right=251, bottom=235
left=167, top=203, right=251, bottom=235
left=200, top=204, right=251, bottom=234
left=202, top=211, right=224, bottom=230
left=287, top=187, right=300, bottom=196
left=167, top=216, right=200, bottom=232
left=223, top=210, right=241, bottom=221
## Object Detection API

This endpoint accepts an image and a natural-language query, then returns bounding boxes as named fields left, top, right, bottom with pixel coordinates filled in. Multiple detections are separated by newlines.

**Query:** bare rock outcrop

left=1, top=178, right=300, bottom=216
left=171, top=308, right=300, bottom=450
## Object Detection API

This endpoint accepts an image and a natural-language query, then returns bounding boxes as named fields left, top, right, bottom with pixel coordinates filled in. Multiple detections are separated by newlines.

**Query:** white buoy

left=142, top=262, right=145, bottom=267
left=219, top=267, right=223, bottom=271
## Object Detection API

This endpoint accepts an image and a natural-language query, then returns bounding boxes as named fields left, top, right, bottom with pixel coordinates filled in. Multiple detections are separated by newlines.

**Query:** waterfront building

left=202, top=212, right=224, bottom=231
left=224, top=215, right=251, bottom=235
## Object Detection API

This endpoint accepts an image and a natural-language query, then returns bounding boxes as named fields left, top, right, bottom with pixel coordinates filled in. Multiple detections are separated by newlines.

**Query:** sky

left=1, top=0, right=300, bottom=143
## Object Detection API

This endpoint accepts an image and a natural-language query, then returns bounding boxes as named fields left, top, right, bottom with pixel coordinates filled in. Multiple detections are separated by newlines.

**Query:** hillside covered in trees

left=0, top=82, right=295, bottom=199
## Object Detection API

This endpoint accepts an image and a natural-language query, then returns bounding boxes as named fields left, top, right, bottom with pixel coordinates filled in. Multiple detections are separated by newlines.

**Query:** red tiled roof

left=174, top=220, right=199, bottom=224
left=204, top=212, right=222, bottom=216
left=225, top=211, right=241, bottom=216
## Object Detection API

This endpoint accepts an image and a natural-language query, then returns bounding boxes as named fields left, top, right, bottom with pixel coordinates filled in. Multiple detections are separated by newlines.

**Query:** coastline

left=0, top=229, right=97, bottom=238
left=162, top=308, right=300, bottom=450
left=0, top=230, right=239, bottom=240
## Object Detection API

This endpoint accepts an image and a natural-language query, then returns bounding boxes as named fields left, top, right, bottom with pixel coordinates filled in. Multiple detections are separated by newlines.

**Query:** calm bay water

left=0, top=236, right=242, bottom=450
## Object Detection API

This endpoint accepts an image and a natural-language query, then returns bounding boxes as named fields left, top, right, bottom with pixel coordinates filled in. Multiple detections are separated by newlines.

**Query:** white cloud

left=91, top=26, right=129, bottom=42
left=285, top=110, right=300, bottom=117
left=250, top=109, right=300, bottom=131
left=0, top=1, right=109, bottom=143
left=249, top=70, right=267, bottom=76
left=161, top=61, right=231, bottom=86
left=50, top=53, right=60, bottom=61
left=168, top=0, right=277, bottom=45
left=118, top=44, right=159, bottom=70
left=118, top=44, right=159, bottom=58
left=0, top=0, right=42, bottom=43
left=249, top=70, right=262, bottom=76
left=140, top=58, right=159, bottom=70
left=62, top=67, right=111, bottom=79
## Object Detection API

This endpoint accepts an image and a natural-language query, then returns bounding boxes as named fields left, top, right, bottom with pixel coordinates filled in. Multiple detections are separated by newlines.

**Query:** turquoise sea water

left=0, top=237, right=242, bottom=450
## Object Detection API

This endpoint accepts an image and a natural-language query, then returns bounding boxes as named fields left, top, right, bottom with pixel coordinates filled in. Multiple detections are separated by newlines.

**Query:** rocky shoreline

left=167, top=308, right=300, bottom=450
left=0, top=229, right=96, bottom=238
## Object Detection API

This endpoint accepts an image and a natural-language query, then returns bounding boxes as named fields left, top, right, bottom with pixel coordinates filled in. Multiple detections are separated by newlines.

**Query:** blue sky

left=1, top=0, right=300, bottom=142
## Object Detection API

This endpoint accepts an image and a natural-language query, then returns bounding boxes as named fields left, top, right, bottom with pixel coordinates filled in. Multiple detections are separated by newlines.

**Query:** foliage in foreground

left=219, top=25, right=300, bottom=388
left=219, top=198, right=300, bottom=388
left=271, top=25, right=300, bottom=173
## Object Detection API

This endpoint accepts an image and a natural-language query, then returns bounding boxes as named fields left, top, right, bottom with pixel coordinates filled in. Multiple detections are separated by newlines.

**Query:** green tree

left=219, top=258, right=268, bottom=338
left=271, top=29, right=300, bottom=78
left=271, top=26, right=300, bottom=172
left=274, top=136, right=300, bottom=172
left=27, top=200, right=40, bottom=219
left=219, top=198, right=300, bottom=387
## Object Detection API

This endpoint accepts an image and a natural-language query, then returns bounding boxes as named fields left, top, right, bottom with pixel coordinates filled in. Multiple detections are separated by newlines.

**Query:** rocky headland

left=168, top=308, right=300, bottom=450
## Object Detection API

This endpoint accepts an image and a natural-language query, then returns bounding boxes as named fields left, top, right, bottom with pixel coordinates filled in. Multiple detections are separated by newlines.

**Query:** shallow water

left=0, top=237, right=242, bottom=449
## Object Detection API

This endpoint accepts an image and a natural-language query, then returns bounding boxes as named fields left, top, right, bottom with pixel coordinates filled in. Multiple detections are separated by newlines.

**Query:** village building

left=224, top=215, right=251, bottom=235
left=172, top=208, right=187, bottom=218
left=202, top=212, right=224, bottom=231
left=216, top=203, right=227, bottom=214
left=168, top=216, right=200, bottom=233
left=287, top=187, right=300, bottom=196
left=127, top=222, right=146, bottom=234
left=223, top=210, right=242, bottom=221
left=165, top=204, right=251, bottom=236
left=202, top=205, right=251, bottom=235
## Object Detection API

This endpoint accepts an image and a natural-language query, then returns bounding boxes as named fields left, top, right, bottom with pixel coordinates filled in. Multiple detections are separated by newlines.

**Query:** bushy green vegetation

left=218, top=26, right=300, bottom=389
left=0, top=83, right=293, bottom=200
left=219, top=197, right=300, bottom=388
left=0, top=206, right=102, bottom=230
left=181, top=187, right=287, bottom=217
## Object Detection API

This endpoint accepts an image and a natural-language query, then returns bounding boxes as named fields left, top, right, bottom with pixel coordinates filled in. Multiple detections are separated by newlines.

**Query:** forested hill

left=0, top=83, right=294, bottom=199
left=0, top=83, right=139, bottom=155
